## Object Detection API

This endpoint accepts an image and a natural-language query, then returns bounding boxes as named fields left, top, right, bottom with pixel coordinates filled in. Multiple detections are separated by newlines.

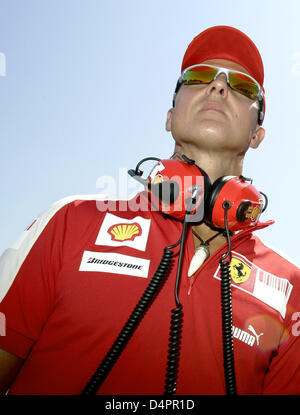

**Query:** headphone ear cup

left=150, top=180, right=180, bottom=205
left=146, top=159, right=211, bottom=221
left=205, top=176, right=231, bottom=228
left=206, top=176, right=265, bottom=231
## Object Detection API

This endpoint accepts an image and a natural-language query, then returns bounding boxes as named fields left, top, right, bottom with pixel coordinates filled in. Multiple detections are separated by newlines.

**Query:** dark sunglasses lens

left=229, top=73, right=259, bottom=99
left=183, top=66, right=217, bottom=85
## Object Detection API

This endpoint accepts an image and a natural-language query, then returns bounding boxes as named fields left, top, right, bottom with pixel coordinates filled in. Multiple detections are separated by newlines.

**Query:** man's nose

left=205, top=73, right=228, bottom=98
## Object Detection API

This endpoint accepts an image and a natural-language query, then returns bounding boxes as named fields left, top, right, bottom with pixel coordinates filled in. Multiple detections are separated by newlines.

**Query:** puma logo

left=248, top=324, right=264, bottom=345
left=232, top=324, right=264, bottom=348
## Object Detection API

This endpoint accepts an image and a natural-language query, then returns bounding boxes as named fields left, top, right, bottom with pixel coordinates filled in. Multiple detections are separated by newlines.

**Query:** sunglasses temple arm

left=172, top=79, right=183, bottom=107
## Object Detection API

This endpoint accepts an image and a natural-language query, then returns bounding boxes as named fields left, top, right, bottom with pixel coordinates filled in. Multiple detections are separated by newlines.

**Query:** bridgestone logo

left=87, top=257, right=142, bottom=270
left=79, top=251, right=150, bottom=278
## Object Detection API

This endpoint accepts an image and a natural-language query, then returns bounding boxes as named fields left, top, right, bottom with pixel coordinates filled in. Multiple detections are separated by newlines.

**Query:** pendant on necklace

left=188, top=243, right=210, bottom=277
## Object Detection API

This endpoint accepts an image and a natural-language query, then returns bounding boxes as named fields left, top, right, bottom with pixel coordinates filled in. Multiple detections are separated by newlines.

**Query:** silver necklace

left=187, top=229, right=224, bottom=277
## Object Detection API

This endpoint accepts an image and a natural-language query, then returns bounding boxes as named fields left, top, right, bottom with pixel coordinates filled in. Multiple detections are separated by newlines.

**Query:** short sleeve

left=0, top=199, right=71, bottom=358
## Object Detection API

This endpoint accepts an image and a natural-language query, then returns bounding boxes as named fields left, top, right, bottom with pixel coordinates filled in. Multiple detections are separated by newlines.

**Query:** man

left=0, top=25, right=299, bottom=395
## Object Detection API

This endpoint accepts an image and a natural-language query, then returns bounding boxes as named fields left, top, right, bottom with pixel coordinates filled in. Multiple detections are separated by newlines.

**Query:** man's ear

left=249, top=126, right=265, bottom=149
left=165, top=108, right=173, bottom=132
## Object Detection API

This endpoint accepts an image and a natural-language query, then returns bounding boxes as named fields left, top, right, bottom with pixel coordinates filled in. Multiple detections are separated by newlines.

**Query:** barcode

left=259, top=271, right=292, bottom=299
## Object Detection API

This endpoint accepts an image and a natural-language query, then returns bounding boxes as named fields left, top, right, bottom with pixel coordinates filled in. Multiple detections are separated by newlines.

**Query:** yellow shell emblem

left=108, top=223, right=142, bottom=242
left=251, top=206, right=260, bottom=222
left=230, top=257, right=251, bottom=284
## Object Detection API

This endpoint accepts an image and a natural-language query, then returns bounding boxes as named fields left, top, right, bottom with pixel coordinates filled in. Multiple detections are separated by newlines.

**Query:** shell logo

left=244, top=204, right=261, bottom=222
left=107, top=223, right=142, bottom=242
left=251, top=206, right=260, bottom=222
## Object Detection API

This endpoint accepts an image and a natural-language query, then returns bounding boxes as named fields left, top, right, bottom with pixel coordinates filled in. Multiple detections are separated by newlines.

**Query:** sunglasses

left=176, top=64, right=263, bottom=102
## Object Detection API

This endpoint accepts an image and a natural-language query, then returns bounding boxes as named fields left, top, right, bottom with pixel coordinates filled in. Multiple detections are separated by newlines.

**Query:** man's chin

left=183, top=128, right=231, bottom=148
left=196, top=119, right=229, bottom=137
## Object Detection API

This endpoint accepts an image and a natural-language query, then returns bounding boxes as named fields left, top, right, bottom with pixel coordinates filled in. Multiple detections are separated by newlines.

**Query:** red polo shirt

left=0, top=193, right=299, bottom=394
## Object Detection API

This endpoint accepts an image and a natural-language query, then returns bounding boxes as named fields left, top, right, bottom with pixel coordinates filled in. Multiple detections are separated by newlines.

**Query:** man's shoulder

left=251, top=233, right=300, bottom=277
left=21, top=194, right=111, bottom=237
left=29, top=192, right=163, bottom=233
left=39, top=191, right=151, bottom=221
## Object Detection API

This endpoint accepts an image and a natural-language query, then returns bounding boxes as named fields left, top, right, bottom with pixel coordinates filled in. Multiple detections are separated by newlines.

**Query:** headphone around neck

left=128, top=154, right=267, bottom=231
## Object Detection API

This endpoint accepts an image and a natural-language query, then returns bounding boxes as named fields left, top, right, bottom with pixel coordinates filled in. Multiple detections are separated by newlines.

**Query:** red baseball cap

left=181, top=25, right=264, bottom=87
left=180, top=25, right=265, bottom=122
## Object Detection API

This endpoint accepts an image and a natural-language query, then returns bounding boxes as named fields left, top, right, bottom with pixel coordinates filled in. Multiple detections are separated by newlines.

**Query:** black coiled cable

left=219, top=201, right=237, bottom=395
left=164, top=305, right=183, bottom=395
left=81, top=245, right=177, bottom=395
left=164, top=219, right=189, bottom=395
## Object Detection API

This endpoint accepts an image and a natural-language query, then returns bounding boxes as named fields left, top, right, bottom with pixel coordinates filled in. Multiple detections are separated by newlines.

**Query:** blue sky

left=0, top=0, right=299, bottom=266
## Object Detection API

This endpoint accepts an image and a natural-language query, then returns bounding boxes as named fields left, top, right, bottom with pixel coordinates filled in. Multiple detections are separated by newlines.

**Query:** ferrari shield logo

left=213, top=251, right=293, bottom=318
left=230, top=257, right=251, bottom=284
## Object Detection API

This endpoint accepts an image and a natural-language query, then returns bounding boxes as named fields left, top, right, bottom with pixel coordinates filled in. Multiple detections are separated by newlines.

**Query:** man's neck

left=173, top=143, right=244, bottom=252
left=173, top=143, right=245, bottom=183
left=191, top=221, right=228, bottom=255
